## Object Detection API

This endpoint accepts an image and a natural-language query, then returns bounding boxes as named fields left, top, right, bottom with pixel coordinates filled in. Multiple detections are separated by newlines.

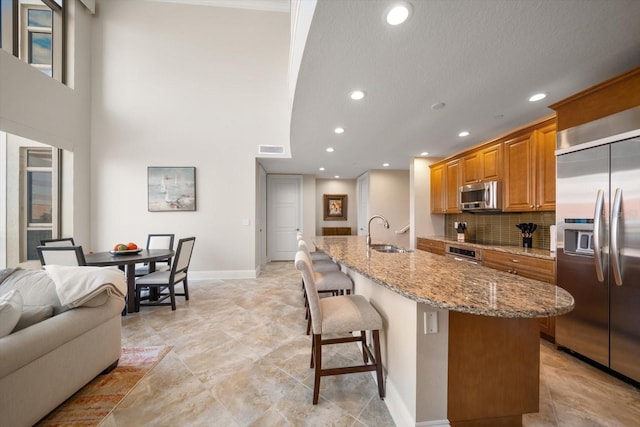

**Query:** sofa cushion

left=0, top=289, right=23, bottom=338
left=0, top=268, right=65, bottom=315
left=12, top=305, right=54, bottom=333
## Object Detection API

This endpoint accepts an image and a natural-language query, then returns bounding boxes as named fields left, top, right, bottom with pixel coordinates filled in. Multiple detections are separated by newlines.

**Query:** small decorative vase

left=522, top=237, right=532, bottom=248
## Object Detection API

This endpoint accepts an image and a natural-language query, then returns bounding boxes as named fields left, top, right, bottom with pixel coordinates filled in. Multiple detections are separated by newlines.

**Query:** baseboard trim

left=415, top=419, right=451, bottom=427
left=382, top=375, right=416, bottom=427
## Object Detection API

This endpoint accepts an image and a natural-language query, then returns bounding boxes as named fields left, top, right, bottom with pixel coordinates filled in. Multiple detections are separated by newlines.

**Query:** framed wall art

left=148, top=167, right=196, bottom=212
left=323, top=194, right=348, bottom=221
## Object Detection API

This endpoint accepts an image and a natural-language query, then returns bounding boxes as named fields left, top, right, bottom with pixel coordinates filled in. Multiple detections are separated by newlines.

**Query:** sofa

left=0, top=266, right=126, bottom=427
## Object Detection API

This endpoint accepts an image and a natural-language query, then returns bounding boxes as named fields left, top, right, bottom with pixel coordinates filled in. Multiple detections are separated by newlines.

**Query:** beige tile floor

left=102, top=262, right=640, bottom=427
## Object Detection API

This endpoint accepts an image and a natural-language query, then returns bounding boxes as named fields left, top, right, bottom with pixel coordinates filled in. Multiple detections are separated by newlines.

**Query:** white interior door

left=258, top=165, right=268, bottom=266
left=267, top=175, right=302, bottom=261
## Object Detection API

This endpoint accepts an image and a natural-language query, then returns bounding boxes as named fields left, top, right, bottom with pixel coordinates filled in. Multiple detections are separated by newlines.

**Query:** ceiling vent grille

left=259, top=145, right=285, bottom=155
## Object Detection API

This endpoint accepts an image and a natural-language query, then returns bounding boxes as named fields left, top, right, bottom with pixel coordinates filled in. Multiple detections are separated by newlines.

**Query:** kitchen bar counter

left=314, top=236, right=573, bottom=318
left=418, top=235, right=555, bottom=260
left=313, top=235, right=574, bottom=427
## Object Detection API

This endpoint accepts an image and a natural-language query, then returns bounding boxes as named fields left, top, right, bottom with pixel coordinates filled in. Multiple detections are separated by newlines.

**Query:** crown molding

left=142, top=0, right=289, bottom=13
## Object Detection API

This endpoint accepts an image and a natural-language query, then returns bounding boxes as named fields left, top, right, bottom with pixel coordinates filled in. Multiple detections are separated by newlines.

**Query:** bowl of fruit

left=110, top=242, right=142, bottom=255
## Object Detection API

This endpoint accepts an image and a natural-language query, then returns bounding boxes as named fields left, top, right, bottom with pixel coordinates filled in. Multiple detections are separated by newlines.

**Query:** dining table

left=85, top=248, right=175, bottom=314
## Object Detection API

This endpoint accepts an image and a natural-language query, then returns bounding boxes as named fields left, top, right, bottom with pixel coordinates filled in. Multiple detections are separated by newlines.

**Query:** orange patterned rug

left=36, top=346, right=172, bottom=426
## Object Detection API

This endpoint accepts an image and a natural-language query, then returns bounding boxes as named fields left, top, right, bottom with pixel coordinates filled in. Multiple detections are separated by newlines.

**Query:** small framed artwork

left=148, top=167, right=196, bottom=212
left=323, top=194, right=348, bottom=221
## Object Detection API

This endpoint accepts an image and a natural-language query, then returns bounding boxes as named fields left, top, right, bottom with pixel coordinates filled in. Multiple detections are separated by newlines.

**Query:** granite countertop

left=418, top=235, right=555, bottom=260
left=314, top=236, right=574, bottom=319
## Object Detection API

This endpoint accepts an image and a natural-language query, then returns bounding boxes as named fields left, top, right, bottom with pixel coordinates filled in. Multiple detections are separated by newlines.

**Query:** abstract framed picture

left=148, top=167, right=196, bottom=212
left=323, top=194, right=348, bottom=221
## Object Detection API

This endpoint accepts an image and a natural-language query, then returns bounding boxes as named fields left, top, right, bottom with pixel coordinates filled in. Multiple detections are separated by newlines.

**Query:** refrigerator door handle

left=593, top=189, right=605, bottom=282
left=611, top=188, right=623, bottom=286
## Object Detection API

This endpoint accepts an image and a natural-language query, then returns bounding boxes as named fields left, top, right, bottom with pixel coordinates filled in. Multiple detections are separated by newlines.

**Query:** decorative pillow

left=12, top=305, right=54, bottom=333
left=0, top=289, right=23, bottom=338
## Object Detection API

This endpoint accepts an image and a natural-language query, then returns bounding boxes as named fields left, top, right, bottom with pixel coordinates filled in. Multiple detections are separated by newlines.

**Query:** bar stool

left=297, top=233, right=332, bottom=262
left=294, top=250, right=385, bottom=404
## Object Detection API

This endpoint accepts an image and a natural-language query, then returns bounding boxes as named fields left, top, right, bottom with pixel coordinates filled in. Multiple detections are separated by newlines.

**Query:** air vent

left=258, top=145, right=285, bottom=155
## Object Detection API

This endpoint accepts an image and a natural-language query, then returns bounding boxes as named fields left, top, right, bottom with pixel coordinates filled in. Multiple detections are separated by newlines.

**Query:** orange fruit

left=127, top=242, right=137, bottom=250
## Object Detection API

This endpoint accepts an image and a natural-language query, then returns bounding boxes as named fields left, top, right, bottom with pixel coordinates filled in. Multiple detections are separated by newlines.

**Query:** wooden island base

left=448, top=312, right=539, bottom=427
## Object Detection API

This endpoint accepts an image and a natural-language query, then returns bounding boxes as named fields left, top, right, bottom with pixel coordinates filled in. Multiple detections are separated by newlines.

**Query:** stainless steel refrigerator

left=556, top=106, right=640, bottom=383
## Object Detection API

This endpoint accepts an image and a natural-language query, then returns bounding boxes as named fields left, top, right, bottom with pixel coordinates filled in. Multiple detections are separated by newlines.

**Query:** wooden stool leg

left=373, top=330, right=385, bottom=399
left=361, top=330, right=368, bottom=363
left=313, top=334, right=322, bottom=404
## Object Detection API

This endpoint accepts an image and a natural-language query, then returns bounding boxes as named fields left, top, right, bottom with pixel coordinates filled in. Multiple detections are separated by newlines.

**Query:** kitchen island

left=313, top=236, right=574, bottom=427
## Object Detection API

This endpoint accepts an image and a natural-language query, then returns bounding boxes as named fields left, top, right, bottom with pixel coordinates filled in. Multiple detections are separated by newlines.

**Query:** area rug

left=36, top=345, right=172, bottom=426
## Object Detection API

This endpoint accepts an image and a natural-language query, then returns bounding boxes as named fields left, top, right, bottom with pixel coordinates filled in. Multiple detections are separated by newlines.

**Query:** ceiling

left=260, top=0, right=640, bottom=179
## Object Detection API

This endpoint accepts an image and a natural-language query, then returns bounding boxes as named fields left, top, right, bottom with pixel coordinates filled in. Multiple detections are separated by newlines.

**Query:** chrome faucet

left=366, top=215, right=390, bottom=246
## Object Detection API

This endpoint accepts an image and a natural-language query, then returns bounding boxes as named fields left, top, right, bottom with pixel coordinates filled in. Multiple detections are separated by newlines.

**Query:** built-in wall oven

left=445, top=243, right=482, bottom=264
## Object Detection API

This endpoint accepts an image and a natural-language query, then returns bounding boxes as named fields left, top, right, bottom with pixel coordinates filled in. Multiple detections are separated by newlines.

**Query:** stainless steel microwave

left=459, top=181, right=502, bottom=212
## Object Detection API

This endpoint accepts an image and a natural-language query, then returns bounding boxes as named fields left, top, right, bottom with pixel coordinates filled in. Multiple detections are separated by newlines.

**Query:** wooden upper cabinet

left=480, top=143, right=502, bottom=181
left=503, top=133, right=535, bottom=211
left=445, top=159, right=461, bottom=213
left=461, top=143, right=502, bottom=185
left=461, top=152, right=480, bottom=184
left=534, top=123, right=556, bottom=211
left=430, top=164, right=445, bottom=214
left=503, top=122, right=556, bottom=212
left=430, top=160, right=461, bottom=214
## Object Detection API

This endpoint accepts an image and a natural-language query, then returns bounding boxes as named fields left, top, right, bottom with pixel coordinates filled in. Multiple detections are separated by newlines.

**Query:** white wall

left=90, top=0, right=289, bottom=276
left=368, top=169, right=410, bottom=248
left=410, top=157, right=445, bottom=248
left=0, top=0, right=94, bottom=261
left=315, top=178, right=357, bottom=236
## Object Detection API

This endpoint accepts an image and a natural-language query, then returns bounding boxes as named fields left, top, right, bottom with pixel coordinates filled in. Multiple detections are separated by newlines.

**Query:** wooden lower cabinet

left=448, top=312, right=540, bottom=426
left=482, top=250, right=556, bottom=341
left=416, top=238, right=445, bottom=255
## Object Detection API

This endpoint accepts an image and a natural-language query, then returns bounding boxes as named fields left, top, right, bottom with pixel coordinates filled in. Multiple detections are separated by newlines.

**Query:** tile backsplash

left=445, top=211, right=555, bottom=250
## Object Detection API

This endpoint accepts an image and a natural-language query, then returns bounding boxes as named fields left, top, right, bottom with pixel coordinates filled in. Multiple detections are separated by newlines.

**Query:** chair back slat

left=173, top=237, right=196, bottom=274
left=37, top=246, right=86, bottom=266
left=40, top=237, right=75, bottom=246
left=294, top=250, right=323, bottom=334
left=147, top=234, right=174, bottom=250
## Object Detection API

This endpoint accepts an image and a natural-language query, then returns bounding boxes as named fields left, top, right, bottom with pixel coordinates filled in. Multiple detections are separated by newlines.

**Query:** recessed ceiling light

left=319, top=167, right=325, bottom=171
left=383, top=163, right=390, bottom=167
left=459, top=131, right=470, bottom=137
left=386, top=3, right=412, bottom=25
left=529, top=92, right=547, bottom=102
left=420, top=151, right=429, bottom=156
left=334, top=127, right=345, bottom=134
left=431, top=102, right=446, bottom=110
left=334, top=175, right=340, bottom=179
left=349, top=90, right=366, bottom=100
left=326, top=147, right=335, bottom=153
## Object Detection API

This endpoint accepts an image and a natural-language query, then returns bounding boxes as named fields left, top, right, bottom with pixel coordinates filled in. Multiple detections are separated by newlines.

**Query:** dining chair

left=37, top=246, right=87, bottom=266
left=134, top=233, right=175, bottom=276
left=40, top=237, right=75, bottom=246
left=294, top=250, right=385, bottom=404
left=135, top=237, right=195, bottom=311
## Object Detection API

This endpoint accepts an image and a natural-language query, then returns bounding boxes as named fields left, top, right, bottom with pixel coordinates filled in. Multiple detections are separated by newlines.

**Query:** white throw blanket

left=44, top=265, right=127, bottom=308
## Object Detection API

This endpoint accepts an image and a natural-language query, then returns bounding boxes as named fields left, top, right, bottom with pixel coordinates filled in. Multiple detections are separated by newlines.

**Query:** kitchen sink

left=369, top=244, right=411, bottom=253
